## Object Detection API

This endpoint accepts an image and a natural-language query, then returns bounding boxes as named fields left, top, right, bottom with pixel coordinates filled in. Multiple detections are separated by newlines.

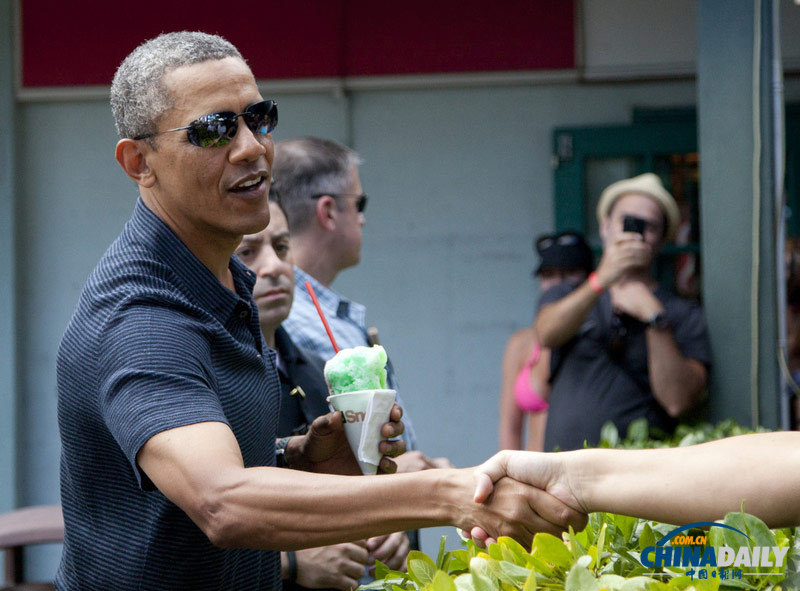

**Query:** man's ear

left=314, top=195, right=338, bottom=231
left=599, top=214, right=611, bottom=244
left=115, top=138, right=156, bottom=188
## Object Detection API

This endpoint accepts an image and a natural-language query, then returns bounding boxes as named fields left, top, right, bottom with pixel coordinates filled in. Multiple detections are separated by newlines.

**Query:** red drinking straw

left=304, top=281, right=340, bottom=353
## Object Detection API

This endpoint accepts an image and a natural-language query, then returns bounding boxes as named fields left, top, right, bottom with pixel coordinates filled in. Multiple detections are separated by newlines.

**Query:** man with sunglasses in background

left=273, top=137, right=453, bottom=585
left=535, top=173, right=711, bottom=451
left=276, top=137, right=451, bottom=471
left=55, top=32, right=586, bottom=589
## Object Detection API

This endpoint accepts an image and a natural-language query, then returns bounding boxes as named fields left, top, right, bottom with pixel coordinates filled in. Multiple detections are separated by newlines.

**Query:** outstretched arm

left=137, top=420, right=587, bottom=551
left=474, top=432, right=800, bottom=532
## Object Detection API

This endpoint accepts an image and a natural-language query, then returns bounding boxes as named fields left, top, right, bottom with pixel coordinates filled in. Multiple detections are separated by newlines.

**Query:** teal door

left=552, top=112, right=699, bottom=298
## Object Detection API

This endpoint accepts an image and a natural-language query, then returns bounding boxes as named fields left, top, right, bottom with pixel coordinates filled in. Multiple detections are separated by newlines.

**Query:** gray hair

left=272, top=137, right=362, bottom=235
left=110, top=31, right=244, bottom=140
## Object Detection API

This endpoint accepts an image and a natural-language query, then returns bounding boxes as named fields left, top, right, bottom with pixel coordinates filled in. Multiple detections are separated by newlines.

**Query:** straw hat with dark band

left=595, top=173, right=681, bottom=241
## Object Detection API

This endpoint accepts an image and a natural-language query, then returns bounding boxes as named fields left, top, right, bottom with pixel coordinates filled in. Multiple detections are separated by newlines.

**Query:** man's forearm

left=646, top=329, right=707, bottom=417
left=206, top=468, right=462, bottom=550
left=572, top=432, right=800, bottom=528
left=536, top=282, right=600, bottom=348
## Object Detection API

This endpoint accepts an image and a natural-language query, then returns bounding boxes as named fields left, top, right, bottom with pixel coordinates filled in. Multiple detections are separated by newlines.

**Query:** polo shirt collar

left=293, top=266, right=366, bottom=326
left=128, top=199, right=256, bottom=324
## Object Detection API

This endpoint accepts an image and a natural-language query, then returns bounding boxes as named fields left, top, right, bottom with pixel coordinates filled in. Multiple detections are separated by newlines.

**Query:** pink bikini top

left=513, top=342, right=548, bottom=413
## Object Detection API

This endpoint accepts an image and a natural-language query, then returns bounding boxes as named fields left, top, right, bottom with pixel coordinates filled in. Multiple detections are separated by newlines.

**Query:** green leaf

left=782, top=526, right=800, bottom=590
left=576, top=554, right=593, bottom=569
left=596, top=522, right=608, bottom=564
left=638, top=523, right=656, bottom=552
left=496, top=536, right=531, bottom=566
left=431, top=570, right=456, bottom=591
left=567, top=526, right=588, bottom=560
left=613, top=514, right=638, bottom=544
left=453, top=573, right=475, bottom=591
left=487, top=560, right=531, bottom=587
left=448, top=550, right=471, bottom=572
left=532, top=532, right=574, bottom=569
left=407, top=551, right=437, bottom=586
left=436, top=535, right=448, bottom=570
left=564, top=564, right=600, bottom=591
left=596, top=573, right=627, bottom=589
left=487, top=542, right=504, bottom=562
left=600, top=421, right=620, bottom=447
left=522, top=568, right=538, bottom=591
left=626, top=418, right=649, bottom=443
left=469, top=557, right=496, bottom=591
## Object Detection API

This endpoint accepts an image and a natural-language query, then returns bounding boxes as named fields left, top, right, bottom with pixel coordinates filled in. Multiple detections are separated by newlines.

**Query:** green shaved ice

left=324, top=345, right=388, bottom=394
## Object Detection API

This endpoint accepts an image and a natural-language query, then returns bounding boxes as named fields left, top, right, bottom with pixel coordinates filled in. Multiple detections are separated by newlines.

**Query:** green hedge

left=365, top=420, right=798, bottom=591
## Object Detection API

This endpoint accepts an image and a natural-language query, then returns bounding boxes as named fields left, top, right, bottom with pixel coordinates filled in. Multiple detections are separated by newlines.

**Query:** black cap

left=534, top=231, right=594, bottom=275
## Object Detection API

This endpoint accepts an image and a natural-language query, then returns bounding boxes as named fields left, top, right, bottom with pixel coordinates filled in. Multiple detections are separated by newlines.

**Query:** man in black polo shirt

left=56, top=31, right=585, bottom=589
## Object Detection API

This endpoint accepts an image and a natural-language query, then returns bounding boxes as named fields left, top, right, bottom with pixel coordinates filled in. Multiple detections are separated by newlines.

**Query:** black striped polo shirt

left=56, top=198, right=281, bottom=589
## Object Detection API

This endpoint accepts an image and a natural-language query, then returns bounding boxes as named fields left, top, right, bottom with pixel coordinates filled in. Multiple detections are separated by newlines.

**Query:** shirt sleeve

left=536, top=281, right=576, bottom=312
left=97, top=295, right=230, bottom=489
left=668, top=299, right=713, bottom=369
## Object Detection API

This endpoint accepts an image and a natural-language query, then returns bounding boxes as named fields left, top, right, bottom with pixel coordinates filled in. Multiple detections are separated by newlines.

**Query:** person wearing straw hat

left=536, top=173, right=712, bottom=452
left=55, top=32, right=586, bottom=590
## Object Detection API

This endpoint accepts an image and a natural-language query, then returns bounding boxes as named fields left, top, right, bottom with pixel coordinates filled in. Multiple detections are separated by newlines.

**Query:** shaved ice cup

left=327, top=389, right=396, bottom=475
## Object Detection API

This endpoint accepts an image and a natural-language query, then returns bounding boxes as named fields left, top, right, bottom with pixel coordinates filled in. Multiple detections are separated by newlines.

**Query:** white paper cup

left=327, top=389, right=396, bottom=475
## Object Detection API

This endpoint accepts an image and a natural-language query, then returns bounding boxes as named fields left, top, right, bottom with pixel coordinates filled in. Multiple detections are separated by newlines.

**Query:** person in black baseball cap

left=534, top=231, right=594, bottom=284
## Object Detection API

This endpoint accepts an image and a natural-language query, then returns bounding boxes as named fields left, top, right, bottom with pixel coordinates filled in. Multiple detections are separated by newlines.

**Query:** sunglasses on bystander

left=310, top=193, right=368, bottom=213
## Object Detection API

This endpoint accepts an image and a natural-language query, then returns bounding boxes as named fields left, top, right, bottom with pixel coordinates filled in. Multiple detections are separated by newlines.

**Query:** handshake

left=461, top=450, right=588, bottom=548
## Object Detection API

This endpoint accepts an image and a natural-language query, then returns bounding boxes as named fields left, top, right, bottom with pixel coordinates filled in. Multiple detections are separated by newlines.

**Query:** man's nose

left=254, top=251, right=281, bottom=278
left=229, top=124, right=269, bottom=163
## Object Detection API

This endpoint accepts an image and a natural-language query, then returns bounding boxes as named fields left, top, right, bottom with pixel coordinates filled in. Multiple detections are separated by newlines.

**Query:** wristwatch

left=275, top=436, right=293, bottom=468
left=647, top=312, right=670, bottom=331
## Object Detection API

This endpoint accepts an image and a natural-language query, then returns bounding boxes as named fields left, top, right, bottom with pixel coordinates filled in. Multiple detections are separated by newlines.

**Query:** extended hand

left=294, top=542, right=369, bottom=590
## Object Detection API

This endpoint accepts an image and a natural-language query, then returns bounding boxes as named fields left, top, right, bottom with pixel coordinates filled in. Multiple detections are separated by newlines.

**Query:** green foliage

left=596, top=418, right=771, bottom=450
left=367, top=513, right=797, bottom=590
left=366, top=420, right=797, bottom=590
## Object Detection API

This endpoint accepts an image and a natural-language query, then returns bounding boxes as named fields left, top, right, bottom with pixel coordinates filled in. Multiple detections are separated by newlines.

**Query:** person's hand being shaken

left=466, top=451, right=587, bottom=546
left=286, top=403, right=405, bottom=475
left=595, top=232, right=653, bottom=288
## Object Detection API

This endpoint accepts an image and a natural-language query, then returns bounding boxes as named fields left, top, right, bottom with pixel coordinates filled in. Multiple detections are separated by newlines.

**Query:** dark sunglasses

left=535, top=231, right=583, bottom=253
left=311, top=193, right=368, bottom=213
left=133, top=99, right=278, bottom=148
